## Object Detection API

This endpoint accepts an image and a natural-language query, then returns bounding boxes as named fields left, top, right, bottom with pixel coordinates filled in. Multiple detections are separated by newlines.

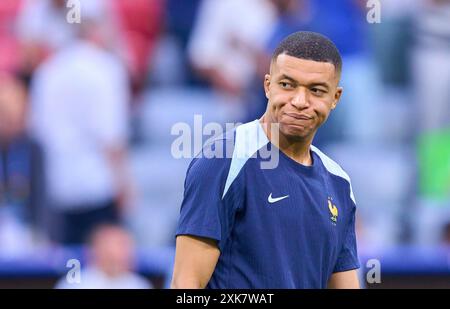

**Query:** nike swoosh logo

left=268, top=193, right=289, bottom=203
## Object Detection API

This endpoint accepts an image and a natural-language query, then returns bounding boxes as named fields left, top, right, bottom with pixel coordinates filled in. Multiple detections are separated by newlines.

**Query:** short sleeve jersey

left=176, top=120, right=360, bottom=288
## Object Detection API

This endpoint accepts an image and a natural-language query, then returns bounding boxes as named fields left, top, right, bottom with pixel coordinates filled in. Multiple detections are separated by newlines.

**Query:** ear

left=331, top=87, right=343, bottom=110
left=264, top=74, right=271, bottom=99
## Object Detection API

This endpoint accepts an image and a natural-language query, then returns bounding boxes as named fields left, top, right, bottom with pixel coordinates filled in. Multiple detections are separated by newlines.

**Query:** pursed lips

left=284, top=112, right=312, bottom=121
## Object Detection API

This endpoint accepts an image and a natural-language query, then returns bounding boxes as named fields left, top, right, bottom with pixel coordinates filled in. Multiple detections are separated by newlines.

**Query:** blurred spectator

left=16, top=0, right=115, bottom=86
left=0, top=0, right=23, bottom=73
left=412, top=0, right=450, bottom=132
left=164, top=0, right=203, bottom=86
left=18, top=0, right=165, bottom=96
left=55, top=224, right=151, bottom=289
left=108, top=0, right=165, bottom=145
left=16, top=0, right=76, bottom=84
left=266, top=0, right=312, bottom=51
left=17, top=0, right=77, bottom=51
left=371, top=0, right=418, bottom=88
left=308, top=0, right=381, bottom=144
left=166, top=0, right=202, bottom=51
left=0, top=72, right=44, bottom=255
left=29, top=5, right=133, bottom=245
left=187, top=0, right=277, bottom=120
left=109, top=0, right=165, bottom=96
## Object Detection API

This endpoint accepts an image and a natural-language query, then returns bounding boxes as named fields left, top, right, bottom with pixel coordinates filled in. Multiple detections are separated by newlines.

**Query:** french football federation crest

left=328, top=198, right=338, bottom=224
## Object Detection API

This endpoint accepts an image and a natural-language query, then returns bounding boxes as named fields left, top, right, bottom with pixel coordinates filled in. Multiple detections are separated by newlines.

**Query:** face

left=263, top=54, right=342, bottom=142
left=93, top=228, right=135, bottom=275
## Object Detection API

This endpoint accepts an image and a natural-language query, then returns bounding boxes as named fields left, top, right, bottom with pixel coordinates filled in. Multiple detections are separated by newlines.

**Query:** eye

left=280, top=82, right=293, bottom=89
left=310, top=88, right=326, bottom=96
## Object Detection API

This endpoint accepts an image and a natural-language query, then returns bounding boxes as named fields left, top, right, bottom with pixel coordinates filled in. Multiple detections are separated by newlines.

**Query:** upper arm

left=173, top=143, right=239, bottom=288
left=327, top=269, right=360, bottom=289
left=176, top=152, right=239, bottom=251
left=171, top=235, right=220, bottom=289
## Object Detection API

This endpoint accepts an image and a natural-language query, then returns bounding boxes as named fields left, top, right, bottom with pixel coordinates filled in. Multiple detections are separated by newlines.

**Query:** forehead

left=271, top=54, right=337, bottom=83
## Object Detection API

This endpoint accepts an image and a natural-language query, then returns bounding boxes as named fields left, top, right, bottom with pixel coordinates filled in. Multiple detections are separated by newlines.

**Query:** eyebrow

left=278, top=74, right=330, bottom=90
left=278, top=74, right=297, bottom=83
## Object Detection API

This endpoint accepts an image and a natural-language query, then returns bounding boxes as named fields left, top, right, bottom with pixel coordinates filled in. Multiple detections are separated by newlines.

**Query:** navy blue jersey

left=176, top=120, right=359, bottom=288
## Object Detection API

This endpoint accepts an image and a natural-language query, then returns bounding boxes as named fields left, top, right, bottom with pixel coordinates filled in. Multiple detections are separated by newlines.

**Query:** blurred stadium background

left=0, top=0, right=449, bottom=288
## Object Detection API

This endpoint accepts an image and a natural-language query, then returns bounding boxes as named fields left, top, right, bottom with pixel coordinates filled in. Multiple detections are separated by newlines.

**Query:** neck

left=260, top=114, right=313, bottom=166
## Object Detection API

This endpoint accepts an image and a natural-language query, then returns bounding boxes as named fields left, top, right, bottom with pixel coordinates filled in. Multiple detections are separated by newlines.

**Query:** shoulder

left=311, top=145, right=356, bottom=205
left=187, top=130, right=234, bottom=176
left=186, top=120, right=269, bottom=199
left=183, top=129, right=235, bottom=201
left=189, top=119, right=267, bottom=170
left=310, top=145, right=352, bottom=183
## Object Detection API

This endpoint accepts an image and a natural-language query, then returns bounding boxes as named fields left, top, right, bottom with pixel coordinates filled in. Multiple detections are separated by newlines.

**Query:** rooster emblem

left=328, top=198, right=338, bottom=223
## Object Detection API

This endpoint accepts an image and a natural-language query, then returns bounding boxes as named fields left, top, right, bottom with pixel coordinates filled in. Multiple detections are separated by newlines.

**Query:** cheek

left=269, top=92, right=289, bottom=109
left=313, top=100, right=332, bottom=119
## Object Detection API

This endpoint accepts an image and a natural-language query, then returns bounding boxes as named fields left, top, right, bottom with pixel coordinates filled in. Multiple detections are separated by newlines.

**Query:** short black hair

left=272, top=31, right=342, bottom=76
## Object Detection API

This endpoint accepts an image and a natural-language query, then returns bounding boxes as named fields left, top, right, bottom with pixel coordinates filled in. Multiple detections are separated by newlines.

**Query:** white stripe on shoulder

left=222, top=120, right=269, bottom=199
left=310, top=145, right=356, bottom=204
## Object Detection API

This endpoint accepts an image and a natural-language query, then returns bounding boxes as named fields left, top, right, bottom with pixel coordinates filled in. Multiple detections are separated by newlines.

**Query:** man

left=0, top=72, right=44, bottom=253
left=55, top=224, right=152, bottom=289
left=171, top=31, right=360, bottom=289
left=29, top=2, right=132, bottom=244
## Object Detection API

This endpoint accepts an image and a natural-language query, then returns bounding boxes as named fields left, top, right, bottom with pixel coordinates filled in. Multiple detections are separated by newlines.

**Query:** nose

left=291, top=88, right=309, bottom=109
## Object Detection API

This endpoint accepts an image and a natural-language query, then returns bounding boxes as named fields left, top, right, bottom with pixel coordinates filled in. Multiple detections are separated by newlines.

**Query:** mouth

left=284, top=112, right=312, bottom=121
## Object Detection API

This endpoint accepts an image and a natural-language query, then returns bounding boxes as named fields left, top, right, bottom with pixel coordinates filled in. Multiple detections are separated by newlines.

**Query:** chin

left=280, top=123, right=311, bottom=140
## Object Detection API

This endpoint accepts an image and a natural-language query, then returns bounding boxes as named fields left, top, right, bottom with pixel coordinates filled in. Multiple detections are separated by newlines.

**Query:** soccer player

left=171, top=31, right=360, bottom=289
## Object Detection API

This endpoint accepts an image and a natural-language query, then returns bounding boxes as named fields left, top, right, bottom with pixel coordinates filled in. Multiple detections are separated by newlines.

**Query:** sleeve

left=333, top=203, right=360, bottom=273
left=175, top=154, right=241, bottom=251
